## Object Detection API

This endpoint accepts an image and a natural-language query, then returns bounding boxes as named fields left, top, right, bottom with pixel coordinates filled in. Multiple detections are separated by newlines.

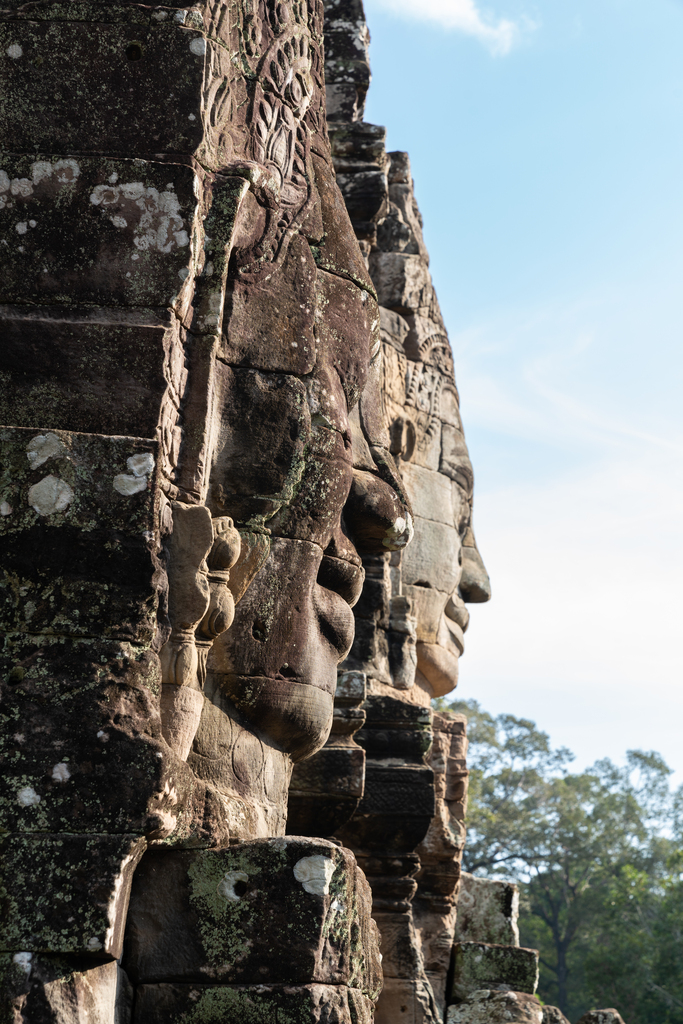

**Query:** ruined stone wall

left=0, top=0, right=411, bottom=1017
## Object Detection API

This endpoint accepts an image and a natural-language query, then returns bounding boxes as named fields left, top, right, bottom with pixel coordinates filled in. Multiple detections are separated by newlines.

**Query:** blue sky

left=362, top=0, right=683, bottom=779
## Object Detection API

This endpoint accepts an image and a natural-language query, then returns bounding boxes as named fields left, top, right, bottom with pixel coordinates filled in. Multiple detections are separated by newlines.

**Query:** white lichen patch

left=189, top=36, right=206, bottom=55
left=31, top=161, right=52, bottom=185
left=86, top=937, right=102, bottom=952
left=128, top=453, right=154, bottom=479
left=28, top=475, right=74, bottom=516
left=27, top=432, right=67, bottom=469
left=0, top=501, right=12, bottom=516
left=51, top=762, right=71, bottom=783
left=383, top=511, right=414, bottom=550
left=217, top=870, right=250, bottom=902
left=17, top=786, right=40, bottom=807
left=89, top=182, right=189, bottom=253
left=113, top=474, right=147, bottom=496
left=53, top=159, right=80, bottom=184
left=293, top=855, right=336, bottom=896
left=11, top=178, right=33, bottom=197
left=15, top=221, right=27, bottom=234
left=0, top=169, right=9, bottom=209
left=6, top=43, right=23, bottom=58
left=13, top=952, right=32, bottom=974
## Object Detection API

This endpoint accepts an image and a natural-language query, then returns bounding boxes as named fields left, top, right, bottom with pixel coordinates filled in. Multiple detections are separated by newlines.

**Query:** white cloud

left=369, top=0, right=519, bottom=54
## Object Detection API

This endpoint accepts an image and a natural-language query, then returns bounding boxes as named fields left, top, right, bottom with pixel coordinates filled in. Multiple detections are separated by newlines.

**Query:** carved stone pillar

left=335, top=693, right=438, bottom=1024
left=413, top=713, right=469, bottom=1018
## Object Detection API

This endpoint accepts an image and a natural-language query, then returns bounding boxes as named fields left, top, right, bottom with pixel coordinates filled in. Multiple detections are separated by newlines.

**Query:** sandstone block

left=288, top=745, right=365, bottom=828
left=335, top=169, right=388, bottom=226
left=337, top=761, right=435, bottom=852
left=124, top=838, right=381, bottom=998
left=369, top=252, right=432, bottom=315
left=221, top=234, right=317, bottom=376
left=372, top=911, right=424, bottom=980
left=401, top=462, right=455, bottom=528
left=0, top=156, right=199, bottom=308
left=0, top=428, right=160, bottom=642
left=373, top=978, right=439, bottom=1024
left=133, top=983, right=374, bottom=1024
left=542, top=1008, right=571, bottom=1023
left=575, top=1012, right=627, bottom=1024
left=0, top=954, right=119, bottom=1024
left=0, top=13, right=206, bottom=157
left=0, top=834, right=145, bottom=957
left=315, top=268, right=379, bottom=409
left=447, top=990, right=544, bottom=1024
left=454, top=873, right=520, bottom=947
left=329, top=122, right=387, bottom=173
left=449, top=943, right=539, bottom=1003
left=311, top=152, right=375, bottom=294
left=401, top=517, right=460, bottom=596
left=0, top=635, right=197, bottom=837
left=0, top=311, right=176, bottom=439
left=355, top=696, right=432, bottom=761
left=208, top=365, right=311, bottom=528
left=403, top=585, right=450, bottom=645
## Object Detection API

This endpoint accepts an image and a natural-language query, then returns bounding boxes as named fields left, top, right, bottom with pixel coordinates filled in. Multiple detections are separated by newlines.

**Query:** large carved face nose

left=459, top=526, right=491, bottom=604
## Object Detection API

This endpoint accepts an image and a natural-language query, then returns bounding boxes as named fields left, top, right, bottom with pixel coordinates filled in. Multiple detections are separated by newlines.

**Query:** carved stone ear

left=390, top=415, right=416, bottom=463
left=164, top=503, right=214, bottom=639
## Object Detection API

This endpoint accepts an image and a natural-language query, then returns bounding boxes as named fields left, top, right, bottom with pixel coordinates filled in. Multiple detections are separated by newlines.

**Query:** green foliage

left=440, top=698, right=683, bottom=1023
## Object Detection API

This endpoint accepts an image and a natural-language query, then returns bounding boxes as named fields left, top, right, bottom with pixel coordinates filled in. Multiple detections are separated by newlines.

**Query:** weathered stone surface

left=454, top=873, right=520, bottom=947
left=0, top=14, right=206, bottom=157
left=133, top=983, right=374, bottom=1024
left=413, top=714, right=468, bottom=1017
left=0, top=954, right=119, bottom=1024
left=446, top=990, right=544, bottom=1024
left=221, top=233, right=317, bottom=375
left=369, top=253, right=432, bottom=316
left=0, top=157, right=199, bottom=308
left=401, top=462, right=457, bottom=528
left=0, top=428, right=160, bottom=642
left=450, top=943, right=539, bottom=1003
left=401, top=518, right=461, bottom=596
left=374, top=978, right=439, bottom=1024
left=311, top=151, right=375, bottom=293
left=542, top=1007, right=571, bottom=1024
left=575, top=1012, right=627, bottom=1024
left=0, top=834, right=145, bottom=957
left=0, top=635, right=195, bottom=837
left=323, top=0, right=371, bottom=122
left=287, top=669, right=368, bottom=837
left=338, top=761, right=434, bottom=852
left=0, top=313, right=175, bottom=438
left=124, top=838, right=381, bottom=998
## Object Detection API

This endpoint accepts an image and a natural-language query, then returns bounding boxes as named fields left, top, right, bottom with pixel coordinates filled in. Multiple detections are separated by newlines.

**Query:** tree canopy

left=440, top=698, right=683, bottom=1023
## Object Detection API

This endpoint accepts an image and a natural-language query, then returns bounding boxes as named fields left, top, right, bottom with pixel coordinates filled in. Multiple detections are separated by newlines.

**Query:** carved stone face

left=140, top=0, right=415, bottom=839
left=382, top=316, right=491, bottom=701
